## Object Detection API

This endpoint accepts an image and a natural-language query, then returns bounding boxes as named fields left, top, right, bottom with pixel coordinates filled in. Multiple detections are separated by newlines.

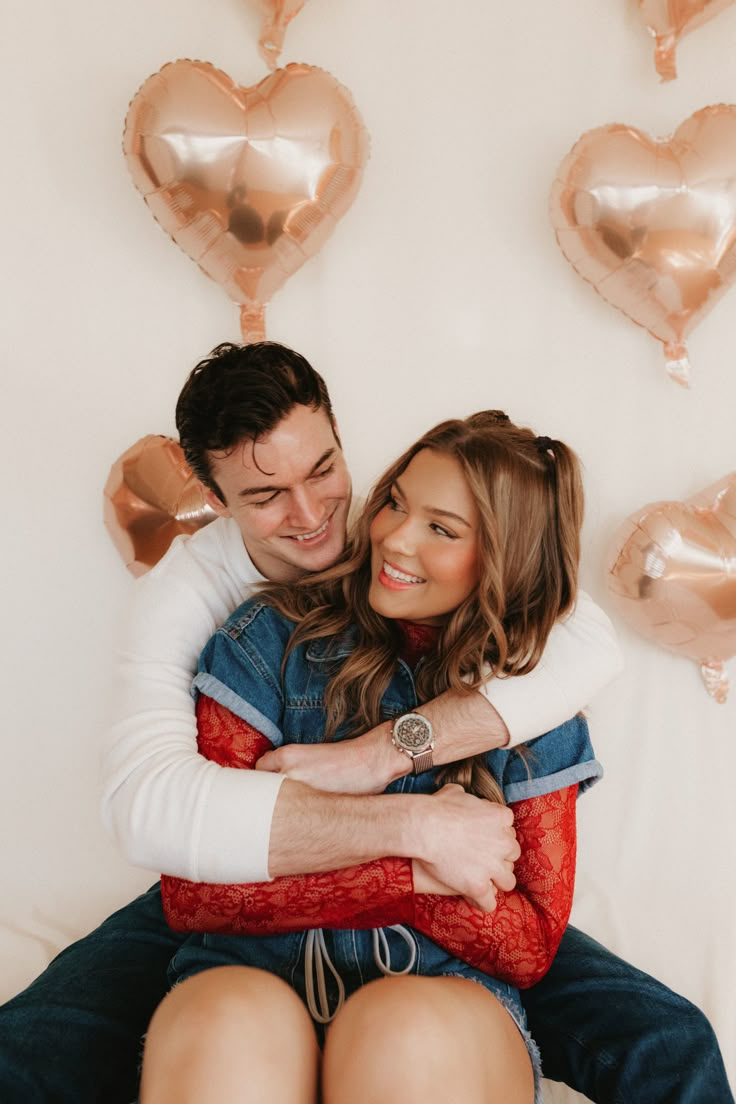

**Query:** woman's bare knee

left=323, top=976, right=533, bottom=1104
left=141, top=967, right=318, bottom=1103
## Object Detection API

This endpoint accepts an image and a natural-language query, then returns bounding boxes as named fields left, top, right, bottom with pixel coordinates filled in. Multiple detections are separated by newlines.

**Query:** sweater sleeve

left=412, top=785, right=578, bottom=988
left=161, top=696, right=416, bottom=934
left=479, top=590, right=624, bottom=747
left=101, top=521, right=284, bottom=884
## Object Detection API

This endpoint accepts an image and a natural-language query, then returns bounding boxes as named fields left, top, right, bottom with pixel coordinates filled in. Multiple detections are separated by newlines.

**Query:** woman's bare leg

left=140, top=966, right=319, bottom=1104
left=323, top=976, right=534, bottom=1104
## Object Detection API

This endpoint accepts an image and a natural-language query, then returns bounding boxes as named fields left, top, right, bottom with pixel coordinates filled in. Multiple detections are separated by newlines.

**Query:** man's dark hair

left=176, top=341, right=335, bottom=501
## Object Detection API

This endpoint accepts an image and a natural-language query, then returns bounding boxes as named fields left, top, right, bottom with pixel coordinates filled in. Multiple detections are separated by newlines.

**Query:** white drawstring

left=372, top=925, right=417, bottom=976
left=304, top=925, right=417, bottom=1024
left=304, top=929, right=346, bottom=1024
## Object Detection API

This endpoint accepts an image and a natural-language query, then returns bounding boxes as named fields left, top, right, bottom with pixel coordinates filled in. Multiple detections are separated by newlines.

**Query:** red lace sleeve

left=160, top=695, right=414, bottom=934
left=412, top=785, right=578, bottom=988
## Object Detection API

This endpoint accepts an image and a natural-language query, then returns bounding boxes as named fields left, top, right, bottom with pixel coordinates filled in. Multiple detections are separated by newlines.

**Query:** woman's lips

left=378, top=559, right=425, bottom=590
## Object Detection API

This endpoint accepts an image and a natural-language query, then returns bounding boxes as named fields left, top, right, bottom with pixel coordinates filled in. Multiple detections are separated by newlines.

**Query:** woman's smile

left=378, top=559, right=427, bottom=589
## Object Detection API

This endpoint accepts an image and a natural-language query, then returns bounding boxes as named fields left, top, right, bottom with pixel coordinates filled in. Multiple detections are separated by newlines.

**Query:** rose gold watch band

left=411, top=748, right=434, bottom=774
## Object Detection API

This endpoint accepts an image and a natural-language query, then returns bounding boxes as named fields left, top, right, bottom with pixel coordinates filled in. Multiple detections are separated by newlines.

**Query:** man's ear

left=202, top=485, right=231, bottom=518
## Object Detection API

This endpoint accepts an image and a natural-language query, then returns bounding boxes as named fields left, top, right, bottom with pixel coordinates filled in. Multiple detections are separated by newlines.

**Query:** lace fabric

left=413, top=786, right=577, bottom=988
left=161, top=694, right=578, bottom=988
left=161, top=697, right=415, bottom=934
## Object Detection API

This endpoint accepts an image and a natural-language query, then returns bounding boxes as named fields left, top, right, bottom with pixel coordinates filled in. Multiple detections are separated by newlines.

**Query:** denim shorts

left=169, top=924, right=542, bottom=1100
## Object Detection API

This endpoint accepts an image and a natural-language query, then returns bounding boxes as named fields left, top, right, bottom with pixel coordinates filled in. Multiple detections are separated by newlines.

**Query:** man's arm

left=256, top=590, right=623, bottom=793
left=102, top=520, right=517, bottom=890
left=162, top=694, right=517, bottom=912
left=101, top=520, right=285, bottom=883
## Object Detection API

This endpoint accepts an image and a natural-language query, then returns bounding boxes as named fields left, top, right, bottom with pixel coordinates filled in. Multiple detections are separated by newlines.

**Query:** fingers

left=465, top=884, right=498, bottom=913
left=255, top=750, right=281, bottom=773
left=492, top=861, right=517, bottom=894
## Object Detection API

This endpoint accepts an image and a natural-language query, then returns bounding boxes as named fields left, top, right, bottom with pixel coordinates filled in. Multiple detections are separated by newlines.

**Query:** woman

left=141, top=411, right=602, bottom=1104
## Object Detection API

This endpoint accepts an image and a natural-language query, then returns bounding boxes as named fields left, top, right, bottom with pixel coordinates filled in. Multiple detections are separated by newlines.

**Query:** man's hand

left=415, top=784, right=520, bottom=912
left=255, top=724, right=408, bottom=794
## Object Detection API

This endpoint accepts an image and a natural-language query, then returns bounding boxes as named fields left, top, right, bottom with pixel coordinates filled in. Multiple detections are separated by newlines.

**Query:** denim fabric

left=523, top=925, right=735, bottom=1103
left=0, top=883, right=176, bottom=1104
left=170, top=923, right=522, bottom=1033
left=194, top=600, right=604, bottom=802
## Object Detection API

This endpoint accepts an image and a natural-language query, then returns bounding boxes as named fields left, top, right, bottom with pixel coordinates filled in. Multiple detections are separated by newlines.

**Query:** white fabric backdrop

left=2, top=2, right=734, bottom=1098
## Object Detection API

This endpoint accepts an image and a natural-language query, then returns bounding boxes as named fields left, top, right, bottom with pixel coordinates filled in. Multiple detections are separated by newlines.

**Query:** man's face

left=207, top=404, right=352, bottom=583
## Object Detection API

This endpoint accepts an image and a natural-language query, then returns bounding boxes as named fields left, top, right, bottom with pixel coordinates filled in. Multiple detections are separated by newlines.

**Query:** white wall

left=2, top=1, right=734, bottom=1097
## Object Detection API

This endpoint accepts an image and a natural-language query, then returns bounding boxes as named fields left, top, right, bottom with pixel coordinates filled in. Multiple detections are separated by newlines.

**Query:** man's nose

left=289, top=485, right=322, bottom=530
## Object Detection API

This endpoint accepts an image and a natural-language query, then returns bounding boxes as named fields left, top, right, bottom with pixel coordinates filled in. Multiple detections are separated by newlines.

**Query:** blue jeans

left=523, top=925, right=734, bottom=1102
left=0, top=884, right=732, bottom=1104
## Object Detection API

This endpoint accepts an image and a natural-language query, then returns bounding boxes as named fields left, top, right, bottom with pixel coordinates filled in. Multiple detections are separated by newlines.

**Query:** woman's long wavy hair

left=259, top=411, right=584, bottom=803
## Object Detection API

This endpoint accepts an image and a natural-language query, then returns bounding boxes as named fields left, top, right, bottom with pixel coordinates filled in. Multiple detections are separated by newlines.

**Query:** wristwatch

left=391, top=712, right=434, bottom=774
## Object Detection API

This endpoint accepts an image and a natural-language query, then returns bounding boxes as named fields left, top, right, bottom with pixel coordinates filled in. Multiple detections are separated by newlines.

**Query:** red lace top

left=161, top=623, right=578, bottom=988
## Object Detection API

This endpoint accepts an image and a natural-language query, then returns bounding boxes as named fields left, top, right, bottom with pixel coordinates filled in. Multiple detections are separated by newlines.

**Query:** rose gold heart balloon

left=104, top=436, right=216, bottom=577
left=124, top=60, right=369, bottom=342
left=638, top=0, right=736, bottom=81
left=257, top=0, right=307, bottom=69
left=550, top=105, right=736, bottom=386
left=606, top=473, right=736, bottom=702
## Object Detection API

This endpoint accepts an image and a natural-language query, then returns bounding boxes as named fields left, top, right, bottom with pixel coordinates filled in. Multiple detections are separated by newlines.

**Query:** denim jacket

left=193, top=599, right=603, bottom=801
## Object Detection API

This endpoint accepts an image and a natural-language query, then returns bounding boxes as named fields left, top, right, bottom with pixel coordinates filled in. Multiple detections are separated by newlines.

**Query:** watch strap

left=410, top=748, right=434, bottom=774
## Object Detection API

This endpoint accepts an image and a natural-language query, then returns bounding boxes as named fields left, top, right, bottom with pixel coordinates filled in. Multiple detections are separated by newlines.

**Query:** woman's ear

left=202, top=484, right=231, bottom=518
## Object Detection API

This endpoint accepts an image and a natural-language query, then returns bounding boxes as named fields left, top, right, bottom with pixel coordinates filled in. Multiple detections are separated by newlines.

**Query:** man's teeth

left=294, top=518, right=329, bottom=541
left=383, top=561, right=424, bottom=584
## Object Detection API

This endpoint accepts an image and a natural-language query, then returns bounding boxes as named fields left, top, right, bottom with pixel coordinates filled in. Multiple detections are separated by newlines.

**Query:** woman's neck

left=396, top=619, right=441, bottom=668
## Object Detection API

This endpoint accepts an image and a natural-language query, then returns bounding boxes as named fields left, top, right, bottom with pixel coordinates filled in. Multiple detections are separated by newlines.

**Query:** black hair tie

left=536, top=435, right=554, bottom=453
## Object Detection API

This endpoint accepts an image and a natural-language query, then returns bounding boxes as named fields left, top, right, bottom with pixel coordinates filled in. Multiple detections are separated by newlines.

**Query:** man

left=0, top=342, right=730, bottom=1103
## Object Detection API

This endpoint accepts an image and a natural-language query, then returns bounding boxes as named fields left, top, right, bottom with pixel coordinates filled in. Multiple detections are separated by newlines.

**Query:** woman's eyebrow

left=393, top=478, right=472, bottom=528
left=427, top=507, right=472, bottom=528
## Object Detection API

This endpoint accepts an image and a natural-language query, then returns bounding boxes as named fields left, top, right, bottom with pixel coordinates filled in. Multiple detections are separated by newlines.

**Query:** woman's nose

left=383, top=517, right=415, bottom=556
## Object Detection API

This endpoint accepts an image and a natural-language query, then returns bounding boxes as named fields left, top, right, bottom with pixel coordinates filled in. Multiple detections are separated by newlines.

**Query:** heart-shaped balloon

left=104, top=435, right=216, bottom=577
left=124, top=60, right=369, bottom=341
left=550, top=105, right=736, bottom=386
left=606, top=473, right=736, bottom=702
left=257, top=0, right=308, bottom=69
left=637, top=0, right=736, bottom=81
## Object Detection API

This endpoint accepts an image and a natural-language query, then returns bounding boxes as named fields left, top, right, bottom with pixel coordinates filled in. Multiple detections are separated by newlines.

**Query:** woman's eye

left=430, top=523, right=456, bottom=539
left=387, top=493, right=402, bottom=511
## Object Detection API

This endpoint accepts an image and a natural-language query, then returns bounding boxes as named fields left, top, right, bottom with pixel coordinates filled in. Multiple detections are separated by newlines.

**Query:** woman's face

left=368, top=448, right=480, bottom=625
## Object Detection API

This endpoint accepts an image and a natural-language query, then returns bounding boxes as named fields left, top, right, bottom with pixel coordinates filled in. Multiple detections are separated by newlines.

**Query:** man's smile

left=285, top=512, right=333, bottom=544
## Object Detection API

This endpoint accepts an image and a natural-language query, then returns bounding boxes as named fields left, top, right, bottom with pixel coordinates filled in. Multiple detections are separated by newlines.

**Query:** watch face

left=394, top=714, right=431, bottom=751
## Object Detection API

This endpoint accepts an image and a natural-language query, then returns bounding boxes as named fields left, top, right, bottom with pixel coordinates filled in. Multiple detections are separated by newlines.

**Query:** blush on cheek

left=369, top=508, right=389, bottom=541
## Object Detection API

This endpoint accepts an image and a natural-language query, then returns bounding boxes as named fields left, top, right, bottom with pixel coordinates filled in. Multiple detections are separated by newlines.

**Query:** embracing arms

left=102, top=521, right=619, bottom=883
left=162, top=697, right=575, bottom=987
left=162, top=697, right=519, bottom=915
